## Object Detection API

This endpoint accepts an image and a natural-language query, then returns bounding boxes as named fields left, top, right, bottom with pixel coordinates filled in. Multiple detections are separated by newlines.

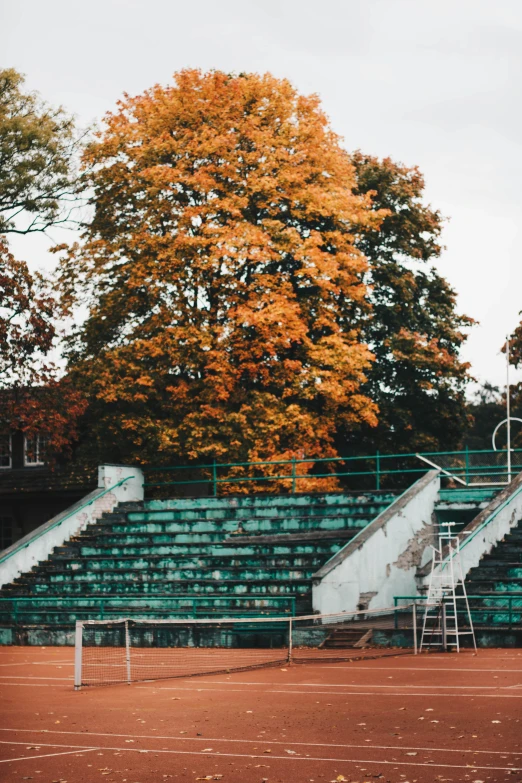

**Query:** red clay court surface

left=0, top=647, right=521, bottom=783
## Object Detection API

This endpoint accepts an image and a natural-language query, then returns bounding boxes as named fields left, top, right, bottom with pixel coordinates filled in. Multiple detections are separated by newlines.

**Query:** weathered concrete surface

left=0, top=465, right=143, bottom=588
left=417, top=469, right=522, bottom=587
left=312, top=471, right=440, bottom=615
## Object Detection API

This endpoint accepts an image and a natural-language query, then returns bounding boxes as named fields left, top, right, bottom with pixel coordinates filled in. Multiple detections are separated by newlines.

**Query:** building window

left=0, top=517, right=13, bottom=550
left=0, top=435, right=11, bottom=469
left=24, top=434, right=48, bottom=466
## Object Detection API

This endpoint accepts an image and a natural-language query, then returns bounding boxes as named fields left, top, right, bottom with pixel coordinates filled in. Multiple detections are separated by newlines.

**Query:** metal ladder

left=420, top=524, right=477, bottom=653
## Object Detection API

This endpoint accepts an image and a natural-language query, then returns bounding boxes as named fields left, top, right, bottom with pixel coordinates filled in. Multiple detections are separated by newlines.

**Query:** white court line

left=184, top=679, right=511, bottom=690
left=0, top=660, right=73, bottom=667
left=136, top=685, right=522, bottom=698
left=0, top=672, right=72, bottom=680
left=298, top=665, right=522, bottom=673
left=0, top=745, right=98, bottom=764
left=0, top=682, right=62, bottom=687
left=3, top=727, right=519, bottom=757
left=0, top=738, right=519, bottom=773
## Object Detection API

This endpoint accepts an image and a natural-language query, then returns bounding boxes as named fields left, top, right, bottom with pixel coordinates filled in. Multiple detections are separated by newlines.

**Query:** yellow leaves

left=63, top=69, right=384, bottom=467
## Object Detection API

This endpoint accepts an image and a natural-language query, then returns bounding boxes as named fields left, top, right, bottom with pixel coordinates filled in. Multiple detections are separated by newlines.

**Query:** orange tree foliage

left=59, top=70, right=383, bottom=476
left=0, top=238, right=86, bottom=461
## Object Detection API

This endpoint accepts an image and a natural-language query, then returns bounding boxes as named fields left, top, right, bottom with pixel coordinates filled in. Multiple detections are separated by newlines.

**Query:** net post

left=74, top=621, right=83, bottom=691
left=412, top=602, right=418, bottom=655
left=287, top=618, right=293, bottom=664
left=125, top=620, right=131, bottom=684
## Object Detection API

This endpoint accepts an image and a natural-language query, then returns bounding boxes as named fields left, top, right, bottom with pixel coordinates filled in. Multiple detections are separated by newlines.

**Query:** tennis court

left=1, top=646, right=521, bottom=783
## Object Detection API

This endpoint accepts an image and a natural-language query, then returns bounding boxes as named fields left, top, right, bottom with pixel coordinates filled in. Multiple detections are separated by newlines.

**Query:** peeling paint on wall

left=392, top=517, right=437, bottom=571
left=357, top=591, right=377, bottom=611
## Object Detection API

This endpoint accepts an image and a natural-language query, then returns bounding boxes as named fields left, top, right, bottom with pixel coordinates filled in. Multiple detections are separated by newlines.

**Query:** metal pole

left=506, top=337, right=512, bottom=483
left=125, top=620, right=131, bottom=685
left=291, top=458, right=296, bottom=494
left=412, top=603, right=418, bottom=655
left=287, top=618, right=293, bottom=664
left=376, top=451, right=380, bottom=490
left=212, top=460, right=217, bottom=497
left=441, top=603, right=447, bottom=651
left=74, top=621, right=83, bottom=691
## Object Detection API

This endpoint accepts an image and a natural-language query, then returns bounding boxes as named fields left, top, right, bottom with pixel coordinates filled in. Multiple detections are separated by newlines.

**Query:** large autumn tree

left=59, top=70, right=383, bottom=469
left=340, top=153, right=473, bottom=454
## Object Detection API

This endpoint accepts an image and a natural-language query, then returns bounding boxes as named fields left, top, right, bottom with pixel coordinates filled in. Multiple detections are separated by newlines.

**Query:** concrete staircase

left=0, top=490, right=397, bottom=643
left=321, top=627, right=372, bottom=649
left=464, top=519, right=522, bottom=628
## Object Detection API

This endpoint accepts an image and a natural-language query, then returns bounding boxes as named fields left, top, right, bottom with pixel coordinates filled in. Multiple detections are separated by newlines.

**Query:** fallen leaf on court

left=124, top=740, right=134, bottom=743
left=492, top=720, right=501, bottom=723
left=54, top=720, right=61, bottom=724
left=406, top=752, right=418, bottom=756
left=285, top=749, right=298, bottom=754
left=201, top=748, right=213, bottom=752
left=280, top=668, right=287, bottom=671
left=425, top=708, right=434, bottom=712
left=330, top=776, right=349, bottom=782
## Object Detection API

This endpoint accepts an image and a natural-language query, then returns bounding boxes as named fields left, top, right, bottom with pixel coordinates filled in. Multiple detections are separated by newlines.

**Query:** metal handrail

left=142, top=448, right=522, bottom=495
left=0, top=476, right=132, bottom=566
left=143, top=448, right=522, bottom=473
left=458, top=484, right=522, bottom=552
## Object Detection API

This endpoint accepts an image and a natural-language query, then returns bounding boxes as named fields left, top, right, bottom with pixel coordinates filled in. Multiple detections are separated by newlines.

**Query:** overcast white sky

left=2, top=0, right=521, bottom=391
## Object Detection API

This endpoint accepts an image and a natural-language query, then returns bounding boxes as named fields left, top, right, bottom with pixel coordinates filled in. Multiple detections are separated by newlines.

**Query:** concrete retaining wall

left=312, top=471, right=440, bottom=615
left=0, top=465, right=143, bottom=589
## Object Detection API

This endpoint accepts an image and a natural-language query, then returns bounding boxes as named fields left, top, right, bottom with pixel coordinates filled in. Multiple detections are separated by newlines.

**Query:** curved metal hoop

left=491, top=417, right=522, bottom=451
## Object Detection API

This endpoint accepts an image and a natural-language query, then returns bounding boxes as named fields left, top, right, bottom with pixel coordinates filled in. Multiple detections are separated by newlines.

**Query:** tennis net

left=74, top=605, right=416, bottom=688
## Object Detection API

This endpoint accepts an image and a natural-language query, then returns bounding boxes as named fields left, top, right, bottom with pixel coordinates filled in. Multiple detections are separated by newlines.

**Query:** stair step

left=44, top=555, right=326, bottom=569
left=143, top=493, right=396, bottom=513
left=32, top=566, right=316, bottom=580
left=6, top=581, right=313, bottom=596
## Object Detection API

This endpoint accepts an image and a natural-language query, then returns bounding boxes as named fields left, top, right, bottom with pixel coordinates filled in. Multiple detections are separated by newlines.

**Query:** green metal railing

left=394, top=594, right=522, bottom=630
left=0, top=476, right=132, bottom=567
left=0, top=595, right=296, bottom=622
left=143, top=448, right=522, bottom=496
